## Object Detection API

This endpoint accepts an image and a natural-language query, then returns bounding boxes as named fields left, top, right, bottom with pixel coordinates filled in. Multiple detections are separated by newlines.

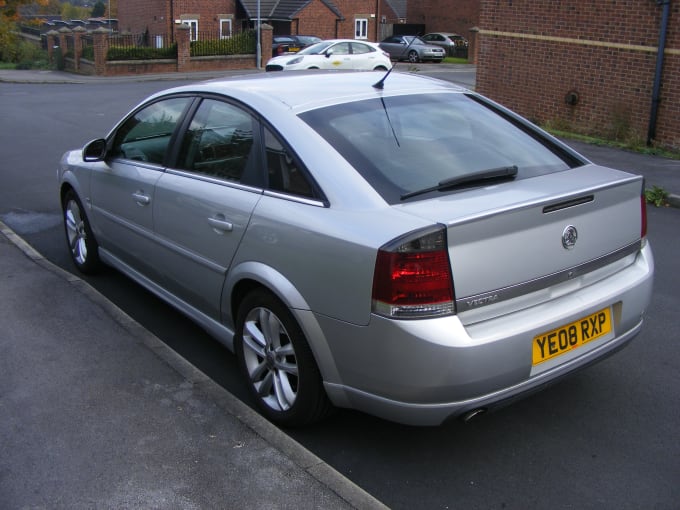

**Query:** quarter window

left=264, top=128, right=314, bottom=198
left=110, top=97, right=191, bottom=165
left=177, top=99, right=256, bottom=183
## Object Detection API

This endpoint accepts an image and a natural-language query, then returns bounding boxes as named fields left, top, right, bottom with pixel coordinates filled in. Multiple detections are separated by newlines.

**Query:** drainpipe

left=647, top=0, right=671, bottom=146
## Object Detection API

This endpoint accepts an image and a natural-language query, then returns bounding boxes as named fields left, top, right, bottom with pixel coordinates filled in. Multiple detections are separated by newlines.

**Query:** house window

left=220, top=18, right=232, bottom=39
left=183, top=19, right=199, bottom=41
left=355, top=18, right=368, bottom=40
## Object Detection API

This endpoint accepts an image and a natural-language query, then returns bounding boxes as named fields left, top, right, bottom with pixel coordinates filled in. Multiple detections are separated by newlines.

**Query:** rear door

left=152, top=98, right=262, bottom=320
left=349, top=42, right=383, bottom=70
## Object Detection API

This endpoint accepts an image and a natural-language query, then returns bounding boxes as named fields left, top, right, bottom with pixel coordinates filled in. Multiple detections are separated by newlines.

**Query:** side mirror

left=324, top=49, right=334, bottom=58
left=82, top=138, right=107, bottom=162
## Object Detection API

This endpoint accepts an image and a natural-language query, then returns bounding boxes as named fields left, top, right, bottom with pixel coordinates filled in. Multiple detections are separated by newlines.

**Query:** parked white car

left=266, top=39, right=392, bottom=71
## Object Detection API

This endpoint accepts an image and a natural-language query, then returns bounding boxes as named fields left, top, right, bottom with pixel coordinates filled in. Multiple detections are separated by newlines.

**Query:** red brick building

left=407, top=0, right=480, bottom=42
left=475, top=0, right=679, bottom=150
left=116, top=0, right=410, bottom=43
left=117, top=0, right=239, bottom=42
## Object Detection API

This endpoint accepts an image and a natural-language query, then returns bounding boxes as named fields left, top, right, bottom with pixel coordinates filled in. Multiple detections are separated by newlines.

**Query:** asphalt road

left=1, top=75, right=678, bottom=509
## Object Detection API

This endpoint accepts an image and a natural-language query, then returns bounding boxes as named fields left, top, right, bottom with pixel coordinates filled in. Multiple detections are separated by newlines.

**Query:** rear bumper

left=311, top=243, right=654, bottom=426
left=325, top=319, right=642, bottom=425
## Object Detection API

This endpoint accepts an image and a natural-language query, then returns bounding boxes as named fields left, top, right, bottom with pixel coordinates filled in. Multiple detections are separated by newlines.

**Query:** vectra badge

left=562, top=225, right=578, bottom=250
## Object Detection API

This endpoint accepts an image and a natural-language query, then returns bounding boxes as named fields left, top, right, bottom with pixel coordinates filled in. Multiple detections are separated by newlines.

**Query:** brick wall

left=476, top=0, right=680, bottom=149
left=295, top=0, right=386, bottom=41
left=408, top=0, right=480, bottom=42
left=117, top=0, right=167, bottom=35
left=296, top=0, right=340, bottom=38
left=118, top=0, right=238, bottom=40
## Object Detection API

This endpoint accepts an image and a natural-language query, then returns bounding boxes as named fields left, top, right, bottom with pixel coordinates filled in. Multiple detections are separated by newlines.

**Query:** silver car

left=58, top=71, right=654, bottom=426
left=379, top=35, right=446, bottom=63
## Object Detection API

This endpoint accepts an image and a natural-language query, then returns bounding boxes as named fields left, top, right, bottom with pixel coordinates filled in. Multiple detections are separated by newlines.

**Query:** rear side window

left=110, top=97, right=190, bottom=165
left=177, top=98, right=256, bottom=183
left=299, top=93, right=577, bottom=203
left=264, top=127, right=314, bottom=198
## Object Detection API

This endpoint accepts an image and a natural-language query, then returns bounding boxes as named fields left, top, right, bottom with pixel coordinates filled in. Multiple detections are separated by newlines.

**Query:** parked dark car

left=379, top=35, right=446, bottom=63
left=272, top=35, right=322, bottom=57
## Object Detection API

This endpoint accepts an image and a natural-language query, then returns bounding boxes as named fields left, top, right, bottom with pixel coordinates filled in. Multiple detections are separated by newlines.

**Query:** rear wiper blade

left=400, top=165, right=518, bottom=201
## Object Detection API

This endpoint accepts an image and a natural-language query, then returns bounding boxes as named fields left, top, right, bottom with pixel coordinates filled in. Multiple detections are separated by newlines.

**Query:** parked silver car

left=58, top=71, right=653, bottom=426
left=379, top=35, right=446, bottom=62
left=422, top=32, right=469, bottom=56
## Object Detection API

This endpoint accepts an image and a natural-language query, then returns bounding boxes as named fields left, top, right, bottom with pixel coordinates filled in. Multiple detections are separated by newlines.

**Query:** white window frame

left=183, top=19, right=199, bottom=41
left=219, top=18, right=232, bottom=39
left=355, top=18, right=368, bottom=40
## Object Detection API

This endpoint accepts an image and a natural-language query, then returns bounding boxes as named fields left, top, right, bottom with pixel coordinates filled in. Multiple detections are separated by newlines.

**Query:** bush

left=0, top=18, right=49, bottom=69
left=191, top=30, right=256, bottom=57
left=107, top=44, right=177, bottom=61
left=0, top=17, right=19, bottom=63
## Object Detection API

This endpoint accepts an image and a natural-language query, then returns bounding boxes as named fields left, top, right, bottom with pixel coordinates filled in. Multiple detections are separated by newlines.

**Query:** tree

left=91, top=1, right=105, bottom=18
left=0, top=0, right=49, bottom=21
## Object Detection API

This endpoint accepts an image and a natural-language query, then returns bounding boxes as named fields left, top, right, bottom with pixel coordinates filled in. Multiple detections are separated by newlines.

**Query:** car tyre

left=374, top=65, right=388, bottom=71
left=62, top=189, right=102, bottom=274
left=408, top=50, right=419, bottom=63
left=234, top=289, right=331, bottom=426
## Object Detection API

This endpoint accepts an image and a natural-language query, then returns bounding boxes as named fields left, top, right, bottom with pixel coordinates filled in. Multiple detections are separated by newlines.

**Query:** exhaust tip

left=461, top=408, right=487, bottom=422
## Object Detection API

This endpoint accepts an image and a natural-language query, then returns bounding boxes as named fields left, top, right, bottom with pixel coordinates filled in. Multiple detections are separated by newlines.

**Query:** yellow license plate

left=532, top=307, right=612, bottom=365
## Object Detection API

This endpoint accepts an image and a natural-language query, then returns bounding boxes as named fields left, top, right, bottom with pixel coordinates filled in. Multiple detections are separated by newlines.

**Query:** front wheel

left=374, top=65, right=388, bottom=71
left=234, top=289, right=331, bottom=426
left=62, top=189, right=102, bottom=274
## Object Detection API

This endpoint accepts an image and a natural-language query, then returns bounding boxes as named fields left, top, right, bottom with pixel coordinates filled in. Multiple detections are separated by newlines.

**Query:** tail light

left=372, top=226, right=455, bottom=319
left=640, top=194, right=648, bottom=239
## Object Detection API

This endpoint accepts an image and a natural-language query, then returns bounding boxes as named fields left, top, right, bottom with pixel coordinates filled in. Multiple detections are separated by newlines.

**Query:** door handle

left=132, top=191, right=150, bottom=206
left=208, top=215, right=233, bottom=233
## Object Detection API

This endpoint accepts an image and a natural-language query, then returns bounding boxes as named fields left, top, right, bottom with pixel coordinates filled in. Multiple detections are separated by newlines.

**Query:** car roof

left=426, top=32, right=461, bottom=37
left=155, top=71, right=467, bottom=114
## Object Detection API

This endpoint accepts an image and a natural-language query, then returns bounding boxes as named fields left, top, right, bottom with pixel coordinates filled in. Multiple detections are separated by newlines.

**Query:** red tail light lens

left=372, top=226, right=455, bottom=319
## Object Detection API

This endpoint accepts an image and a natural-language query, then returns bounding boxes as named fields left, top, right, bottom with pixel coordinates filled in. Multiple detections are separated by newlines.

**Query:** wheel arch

left=225, top=261, right=342, bottom=384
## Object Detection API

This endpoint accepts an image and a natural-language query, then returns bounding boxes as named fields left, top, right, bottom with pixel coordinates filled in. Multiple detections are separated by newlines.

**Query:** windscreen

left=299, top=93, right=579, bottom=203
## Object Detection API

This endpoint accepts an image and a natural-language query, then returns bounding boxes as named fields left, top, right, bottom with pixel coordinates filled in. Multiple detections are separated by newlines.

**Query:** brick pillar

left=72, top=26, right=86, bottom=72
left=468, top=26, right=479, bottom=65
left=259, top=24, right=273, bottom=69
left=93, top=27, right=109, bottom=76
left=46, top=30, right=58, bottom=65
left=58, top=27, right=70, bottom=54
left=176, top=24, right=191, bottom=72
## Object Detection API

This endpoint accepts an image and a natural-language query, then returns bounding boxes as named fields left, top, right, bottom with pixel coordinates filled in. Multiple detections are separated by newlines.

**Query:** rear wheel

left=374, top=65, right=388, bottom=71
left=234, top=289, right=331, bottom=426
left=408, top=50, right=419, bottom=63
left=62, top=189, right=102, bottom=274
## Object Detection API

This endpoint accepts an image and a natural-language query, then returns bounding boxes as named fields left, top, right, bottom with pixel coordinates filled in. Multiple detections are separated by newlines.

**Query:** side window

left=330, top=42, right=350, bottom=55
left=264, top=128, right=314, bottom=198
left=178, top=98, right=256, bottom=183
left=351, top=42, right=373, bottom=54
left=110, top=97, right=190, bottom=165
